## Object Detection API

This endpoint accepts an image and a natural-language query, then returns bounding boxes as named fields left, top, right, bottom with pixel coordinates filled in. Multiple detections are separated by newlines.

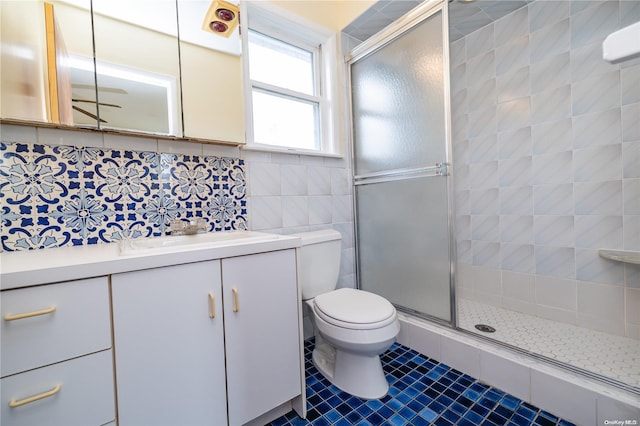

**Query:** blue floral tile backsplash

left=0, top=141, right=247, bottom=252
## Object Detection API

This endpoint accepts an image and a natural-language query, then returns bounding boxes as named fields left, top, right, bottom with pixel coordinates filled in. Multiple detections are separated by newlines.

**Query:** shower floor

left=457, top=299, right=640, bottom=391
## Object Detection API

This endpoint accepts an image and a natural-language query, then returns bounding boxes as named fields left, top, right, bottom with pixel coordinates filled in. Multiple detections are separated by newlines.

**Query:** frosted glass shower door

left=350, top=4, right=452, bottom=322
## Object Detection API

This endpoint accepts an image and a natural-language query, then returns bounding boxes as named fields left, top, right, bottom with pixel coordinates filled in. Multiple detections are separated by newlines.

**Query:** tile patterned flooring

left=269, top=339, right=577, bottom=426
left=457, top=299, right=640, bottom=390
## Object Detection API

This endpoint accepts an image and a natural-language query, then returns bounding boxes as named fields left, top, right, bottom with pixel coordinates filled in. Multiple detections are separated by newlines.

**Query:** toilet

left=293, top=229, right=400, bottom=399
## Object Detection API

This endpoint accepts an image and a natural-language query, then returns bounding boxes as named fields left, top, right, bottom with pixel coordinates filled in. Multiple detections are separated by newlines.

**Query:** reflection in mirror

left=0, top=0, right=97, bottom=127
left=177, top=0, right=244, bottom=143
left=92, top=0, right=182, bottom=136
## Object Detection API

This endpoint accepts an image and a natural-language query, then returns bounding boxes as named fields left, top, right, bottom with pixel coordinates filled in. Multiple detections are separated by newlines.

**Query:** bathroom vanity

left=0, top=232, right=305, bottom=426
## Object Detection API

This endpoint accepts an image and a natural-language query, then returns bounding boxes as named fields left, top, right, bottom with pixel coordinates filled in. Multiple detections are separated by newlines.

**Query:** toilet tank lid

left=291, top=229, right=341, bottom=246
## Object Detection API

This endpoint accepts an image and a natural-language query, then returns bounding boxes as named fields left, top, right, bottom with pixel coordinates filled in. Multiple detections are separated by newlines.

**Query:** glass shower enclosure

left=348, top=0, right=455, bottom=324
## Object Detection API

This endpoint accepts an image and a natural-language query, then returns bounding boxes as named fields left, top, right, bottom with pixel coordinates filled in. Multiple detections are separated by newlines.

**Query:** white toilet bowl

left=293, top=229, right=400, bottom=399
left=308, top=288, right=400, bottom=399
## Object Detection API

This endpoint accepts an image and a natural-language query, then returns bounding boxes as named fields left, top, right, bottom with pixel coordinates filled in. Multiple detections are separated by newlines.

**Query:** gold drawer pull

left=232, top=287, right=239, bottom=312
left=4, top=306, right=57, bottom=321
left=208, top=292, right=216, bottom=318
left=9, top=384, right=61, bottom=408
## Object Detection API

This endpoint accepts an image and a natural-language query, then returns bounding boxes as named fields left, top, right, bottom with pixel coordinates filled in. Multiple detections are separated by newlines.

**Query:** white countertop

left=0, top=231, right=301, bottom=290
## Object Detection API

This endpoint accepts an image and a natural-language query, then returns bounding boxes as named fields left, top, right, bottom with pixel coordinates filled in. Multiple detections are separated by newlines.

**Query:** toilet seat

left=313, top=288, right=397, bottom=330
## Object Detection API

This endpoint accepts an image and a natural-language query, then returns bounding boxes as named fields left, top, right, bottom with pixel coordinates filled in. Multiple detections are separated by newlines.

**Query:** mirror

left=0, top=0, right=244, bottom=143
left=0, top=0, right=96, bottom=127
left=92, top=0, right=182, bottom=135
left=177, top=0, right=244, bottom=143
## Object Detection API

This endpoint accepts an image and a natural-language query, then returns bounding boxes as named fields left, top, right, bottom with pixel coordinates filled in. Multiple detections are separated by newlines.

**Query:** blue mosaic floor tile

left=268, top=340, right=578, bottom=426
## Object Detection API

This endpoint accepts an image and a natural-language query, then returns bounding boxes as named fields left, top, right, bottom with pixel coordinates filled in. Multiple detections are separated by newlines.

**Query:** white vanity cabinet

left=0, top=277, right=115, bottom=426
left=111, top=249, right=303, bottom=426
left=111, top=260, right=227, bottom=426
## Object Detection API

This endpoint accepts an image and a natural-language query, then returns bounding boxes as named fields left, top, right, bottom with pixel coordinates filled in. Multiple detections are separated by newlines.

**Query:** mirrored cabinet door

left=177, top=0, right=244, bottom=143
left=92, top=0, right=183, bottom=136
left=0, top=0, right=97, bottom=128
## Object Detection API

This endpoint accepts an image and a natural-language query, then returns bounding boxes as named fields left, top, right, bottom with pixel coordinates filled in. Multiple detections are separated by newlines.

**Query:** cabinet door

left=111, top=261, right=227, bottom=426
left=222, top=250, right=302, bottom=426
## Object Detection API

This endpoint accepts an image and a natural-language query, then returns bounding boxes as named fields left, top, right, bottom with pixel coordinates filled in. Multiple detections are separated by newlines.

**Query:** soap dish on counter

left=598, top=249, right=640, bottom=265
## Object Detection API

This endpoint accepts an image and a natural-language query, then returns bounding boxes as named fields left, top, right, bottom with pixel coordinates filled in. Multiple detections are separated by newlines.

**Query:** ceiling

left=342, top=0, right=533, bottom=44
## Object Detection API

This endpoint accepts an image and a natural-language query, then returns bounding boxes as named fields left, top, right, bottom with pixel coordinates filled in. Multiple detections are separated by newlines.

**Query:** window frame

left=240, top=1, right=340, bottom=157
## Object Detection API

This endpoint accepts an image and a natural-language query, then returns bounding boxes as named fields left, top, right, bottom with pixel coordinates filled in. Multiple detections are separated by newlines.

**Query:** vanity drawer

left=1, top=350, right=115, bottom=426
left=1, top=277, right=111, bottom=377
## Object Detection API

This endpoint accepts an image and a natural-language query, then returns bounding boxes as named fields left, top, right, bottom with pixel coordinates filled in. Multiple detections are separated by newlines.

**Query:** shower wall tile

left=499, top=186, right=533, bottom=215
left=570, top=0, right=619, bottom=49
left=624, top=178, right=640, bottom=215
left=450, top=38, right=466, bottom=68
left=535, top=275, right=576, bottom=311
left=500, top=215, right=533, bottom=244
left=621, top=65, right=640, bottom=105
left=571, top=70, right=620, bottom=116
left=494, top=5, right=528, bottom=46
left=620, top=0, right=640, bottom=27
left=532, top=151, right=572, bottom=185
left=535, top=246, right=575, bottom=279
left=531, top=119, right=572, bottom=155
left=574, top=181, right=622, bottom=215
left=471, top=215, right=499, bottom=241
left=573, top=144, right=622, bottom=182
left=496, top=66, right=530, bottom=103
left=623, top=216, right=640, bottom=251
left=497, top=127, right=532, bottom=160
left=530, top=52, right=570, bottom=94
left=456, top=215, right=472, bottom=240
left=468, top=106, right=497, bottom=138
left=570, top=41, right=619, bottom=83
left=533, top=183, right=574, bottom=215
left=496, top=97, right=531, bottom=131
left=534, top=216, right=574, bottom=247
left=572, top=108, right=621, bottom=149
left=466, top=23, right=494, bottom=60
left=577, top=281, right=625, bottom=335
left=529, top=18, right=570, bottom=64
left=576, top=249, right=625, bottom=285
left=468, top=79, right=496, bottom=112
left=469, top=161, right=498, bottom=189
left=574, top=215, right=623, bottom=249
left=469, top=134, right=497, bottom=163
left=531, top=85, right=571, bottom=124
left=623, top=141, right=640, bottom=178
left=470, top=188, right=499, bottom=215
left=501, top=243, right=535, bottom=273
left=499, top=156, right=532, bottom=187
left=495, top=34, right=530, bottom=76
left=528, top=0, right=569, bottom=33
left=622, top=103, right=640, bottom=142
left=472, top=241, right=501, bottom=268
left=466, top=51, right=496, bottom=84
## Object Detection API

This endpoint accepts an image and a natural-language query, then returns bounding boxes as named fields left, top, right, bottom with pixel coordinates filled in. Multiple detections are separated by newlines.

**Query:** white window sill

left=241, top=143, right=344, bottom=159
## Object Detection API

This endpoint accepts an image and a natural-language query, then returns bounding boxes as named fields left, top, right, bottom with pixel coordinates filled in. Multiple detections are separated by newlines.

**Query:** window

left=241, top=2, right=339, bottom=156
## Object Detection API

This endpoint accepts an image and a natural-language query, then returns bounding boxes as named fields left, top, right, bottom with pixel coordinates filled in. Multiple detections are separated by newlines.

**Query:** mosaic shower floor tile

left=270, top=339, right=577, bottom=426
left=457, top=299, right=640, bottom=390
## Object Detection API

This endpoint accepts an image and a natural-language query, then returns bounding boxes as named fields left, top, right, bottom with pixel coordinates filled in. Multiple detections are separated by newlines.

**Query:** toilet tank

left=292, top=229, right=342, bottom=300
